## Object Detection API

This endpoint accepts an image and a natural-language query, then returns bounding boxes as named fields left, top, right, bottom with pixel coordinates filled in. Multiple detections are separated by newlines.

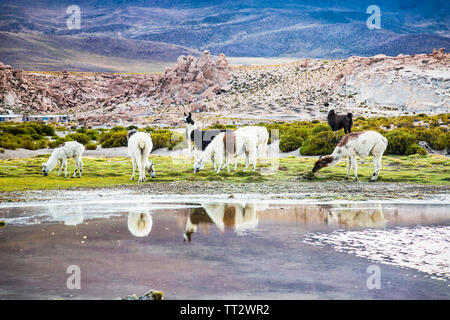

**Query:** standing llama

left=128, top=131, right=156, bottom=183
left=42, top=141, right=84, bottom=178
left=327, top=109, right=353, bottom=134
left=223, top=130, right=259, bottom=173
left=312, top=131, right=387, bottom=182
left=235, top=126, right=269, bottom=158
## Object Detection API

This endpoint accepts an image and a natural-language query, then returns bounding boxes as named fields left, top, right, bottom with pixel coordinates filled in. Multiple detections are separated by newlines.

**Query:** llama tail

left=347, top=113, right=353, bottom=119
left=138, top=140, right=146, bottom=158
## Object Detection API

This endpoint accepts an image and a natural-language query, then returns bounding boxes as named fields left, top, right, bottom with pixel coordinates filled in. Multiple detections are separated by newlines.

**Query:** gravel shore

left=1, top=180, right=448, bottom=203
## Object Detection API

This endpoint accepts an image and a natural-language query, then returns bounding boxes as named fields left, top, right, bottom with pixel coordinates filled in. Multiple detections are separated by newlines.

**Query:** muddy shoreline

left=1, top=180, right=448, bottom=203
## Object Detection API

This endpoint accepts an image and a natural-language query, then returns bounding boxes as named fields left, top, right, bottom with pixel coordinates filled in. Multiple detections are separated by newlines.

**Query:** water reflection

left=327, top=204, right=387, bottom=228
left=183, top=203, right=268, bottom=242
left=127, top=212, right=153, bottom=237
left=48, top=204, right=84, bottom=226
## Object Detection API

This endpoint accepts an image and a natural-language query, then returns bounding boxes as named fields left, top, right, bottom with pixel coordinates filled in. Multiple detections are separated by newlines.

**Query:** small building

left=24, top=115, right=73, bottom=123
left=0, top=114, right=23, bottom=122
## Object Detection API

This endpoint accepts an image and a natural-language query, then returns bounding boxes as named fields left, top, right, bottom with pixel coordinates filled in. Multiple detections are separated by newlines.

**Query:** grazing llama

left=42, top=141, right=84, bottom=178
left=193, top=132, right=227, bottom=173
left=327, top=109, right=353, bottom=134
left=128, top=131, right=156, bottom=183
left=184, top=112, right=232, bottom=169
left=312, top=131, right=387, bottom=182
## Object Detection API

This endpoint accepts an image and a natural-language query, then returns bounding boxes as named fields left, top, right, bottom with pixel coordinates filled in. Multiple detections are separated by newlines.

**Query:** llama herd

left=41, top=110, right=388, bottom=183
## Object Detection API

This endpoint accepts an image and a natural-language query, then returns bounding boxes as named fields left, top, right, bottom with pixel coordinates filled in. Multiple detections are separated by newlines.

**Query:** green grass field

left=0, top=154, right=448, bottom=192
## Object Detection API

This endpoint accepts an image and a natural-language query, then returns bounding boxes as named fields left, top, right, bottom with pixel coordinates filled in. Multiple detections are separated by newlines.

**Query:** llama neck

left=186, top=122, right=198, bottom=133
left=200, top=136, right=217, bottom=160
left=45, top=153, right=59, bottom=172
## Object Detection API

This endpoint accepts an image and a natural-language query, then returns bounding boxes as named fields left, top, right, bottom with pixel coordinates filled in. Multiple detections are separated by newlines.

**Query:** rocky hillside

left=0, top=50, right=231, bottom=126
left=0, top=49, right=448, bottom=126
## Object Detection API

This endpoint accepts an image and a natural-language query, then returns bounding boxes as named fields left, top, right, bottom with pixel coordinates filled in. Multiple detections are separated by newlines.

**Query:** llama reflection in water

left=184, top=203, right=268, bottom=242
left=327, top=204, right=387, bottom=228
left=128, top=212, right=153, bottom=237
left=47, top=204, right=84, bottom=226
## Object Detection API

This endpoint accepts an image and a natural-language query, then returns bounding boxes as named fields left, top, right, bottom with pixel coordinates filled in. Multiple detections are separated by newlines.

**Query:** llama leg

left=370, top=156, right=381, bottom=182
left=234, top=158, right=237, bottom=171
left=141, top=155, right=147, bottom=182
left=351, top=156, right=358, bottom=181
left=250, top=148, right=257, bottom=171
left=216, top=154, right=224, bottom=174
left=187, top=140, right=192, bottom=157
left=64, top=159, right=68, bottom=178
left=130, top=157, right=136, bottom=180
left=135, top=153, right=143, bottom=183
left=57, top=160, right=62, bottom=176
left=345, top=158, right=352, bottom=180
left=243, top=152, right=249, bottom=171
left=211, top=155, right=217, bottom=171
left=72, top=159, right=78, bottom=178
left=79, top=158, right=83, bottom=177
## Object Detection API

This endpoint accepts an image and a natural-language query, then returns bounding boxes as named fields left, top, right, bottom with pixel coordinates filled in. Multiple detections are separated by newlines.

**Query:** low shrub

left=279, top=127, right=309, bottom=152
left=85, top=143, right=98, bottom=150
left=385, top=129, right=417, bottom=155
left=98, top=130, right=128, bottom=148
left=405, top=144, right=427, bottom=155
left=65, top=132, right=91, bottom=145
left=300, top=131, right=341, bottom=156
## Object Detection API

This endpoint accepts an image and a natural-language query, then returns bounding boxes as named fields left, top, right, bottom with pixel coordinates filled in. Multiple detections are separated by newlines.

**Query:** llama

left=183, top=112, right=197, bottom=154
left=128, top=131, right=156, bottom=183
left=235, top=126, right=269, bottom=158
left=42, top=141, right=84, bottom=178
left=223, top=130, right=259, bottom=173
left=193, top=132, right=227, bottom=173
left=183, top=112, right=232, bottom=169
left=327, top=109, right=353, bottom=134
left=312, top=131, right=388, bottom=182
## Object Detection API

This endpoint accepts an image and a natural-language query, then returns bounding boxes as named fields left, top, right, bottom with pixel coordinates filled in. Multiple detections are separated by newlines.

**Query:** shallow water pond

left=0, top=196, right=449, bottom=299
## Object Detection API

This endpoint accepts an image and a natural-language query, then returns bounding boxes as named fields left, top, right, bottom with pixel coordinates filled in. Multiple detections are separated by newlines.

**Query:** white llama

left=42, top=141, right=84, bottom=178
left=128, top=131, right=156, bottom=183
left=193, top=132, right=226, bottom=173
left=312, top=131, right=388, bottom=182
left=235, top=126, right=269, bottom=157
left=223, top=130, right=259, bottom=173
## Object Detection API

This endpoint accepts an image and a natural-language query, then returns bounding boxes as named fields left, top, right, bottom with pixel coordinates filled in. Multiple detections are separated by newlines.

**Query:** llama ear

left=189, top=112, right=192, bottom=116
left=184, top=112, right=186, bottom=116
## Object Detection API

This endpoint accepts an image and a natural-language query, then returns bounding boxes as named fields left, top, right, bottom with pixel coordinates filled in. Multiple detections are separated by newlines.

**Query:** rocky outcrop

left=156, top=50, right=231, bottom=105
left=341, top=48, right=449, bottom=114
left=0, top=51, right=231, bottom=125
